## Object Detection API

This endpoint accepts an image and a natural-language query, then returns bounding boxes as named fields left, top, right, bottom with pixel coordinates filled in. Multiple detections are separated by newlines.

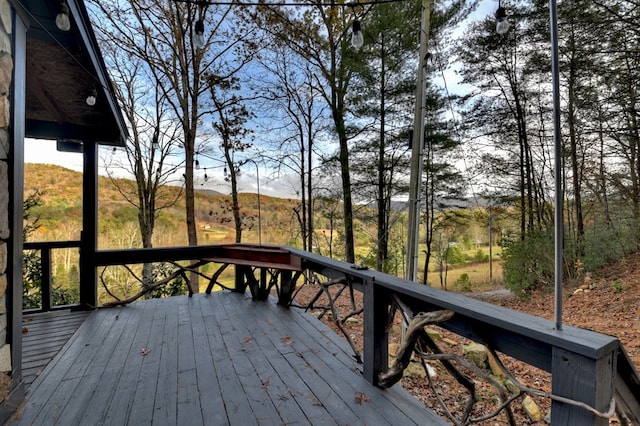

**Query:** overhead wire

left=173, top=0, right=407, bottom=6
left=432, top=34, right=481, bottom=208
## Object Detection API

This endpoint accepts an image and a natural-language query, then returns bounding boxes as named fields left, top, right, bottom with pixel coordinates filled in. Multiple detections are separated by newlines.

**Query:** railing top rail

left=24, top=240, right=82, bottom=249
left=95, top=243, right=301, bottom=268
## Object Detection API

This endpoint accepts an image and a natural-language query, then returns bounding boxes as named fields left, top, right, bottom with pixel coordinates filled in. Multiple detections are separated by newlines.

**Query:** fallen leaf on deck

left=262, top=379, right=270, bottom=389
left=139, top=348, right=151, bottom=356
left=354, top=391, right=370, bottom=404
left=22, top=327, right=29, bottom=334
left=243, top=336, right=253, bottom=343
left=281, top=336, right=293, bottom=345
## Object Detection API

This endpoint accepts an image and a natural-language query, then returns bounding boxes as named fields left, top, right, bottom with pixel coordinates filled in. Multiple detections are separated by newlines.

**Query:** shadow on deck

left=10, top=292, right=443, bottom=425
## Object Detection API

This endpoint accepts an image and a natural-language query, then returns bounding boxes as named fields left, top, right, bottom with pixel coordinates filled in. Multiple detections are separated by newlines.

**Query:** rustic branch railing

left=28, top=242, right=638, bottom=424
left=23, top=240, right=82, bottom=312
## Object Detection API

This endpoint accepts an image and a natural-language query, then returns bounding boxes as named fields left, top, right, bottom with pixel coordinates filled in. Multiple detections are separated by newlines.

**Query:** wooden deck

left=10, top=292, right=444, bottom=425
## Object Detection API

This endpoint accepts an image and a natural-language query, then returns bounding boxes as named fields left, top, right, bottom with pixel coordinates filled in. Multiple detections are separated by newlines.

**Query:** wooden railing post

left=40, top=247, right=52, bottom=312
left=551, top=346, right=617, bottom=425
left=363, top=277, right=388, bottom=386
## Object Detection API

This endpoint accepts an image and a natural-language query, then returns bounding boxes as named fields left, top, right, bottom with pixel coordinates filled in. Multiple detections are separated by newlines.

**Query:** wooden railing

left=22, top=240, right=82, bottom=312
left=24, top=242, right=640, bottom=424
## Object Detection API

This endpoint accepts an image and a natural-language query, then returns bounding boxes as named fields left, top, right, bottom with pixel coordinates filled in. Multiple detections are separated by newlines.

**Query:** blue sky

left=24, top=1, right=501, bottom=199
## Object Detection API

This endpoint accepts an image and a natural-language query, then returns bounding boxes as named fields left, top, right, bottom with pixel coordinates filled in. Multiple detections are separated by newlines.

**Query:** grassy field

left=421, top=246, right=503, bottom=292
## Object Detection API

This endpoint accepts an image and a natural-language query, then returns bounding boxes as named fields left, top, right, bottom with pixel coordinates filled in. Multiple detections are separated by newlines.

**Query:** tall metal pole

left=549, top=0, right=564, bottom=330
left=406, top=0, right=431, bottom=282
left=247, top=159, right=262, bottom=246
left=489, top=210, right=493, bottom=283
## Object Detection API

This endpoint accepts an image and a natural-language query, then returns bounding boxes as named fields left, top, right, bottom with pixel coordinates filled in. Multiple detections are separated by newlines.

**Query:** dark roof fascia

left=25, top=118, right=125, bottom=142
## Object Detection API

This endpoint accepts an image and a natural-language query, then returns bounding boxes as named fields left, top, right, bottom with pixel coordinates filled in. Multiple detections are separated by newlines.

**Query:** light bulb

left=351, top=19, right=364, bottom=49
left=495, top=6, right=509, bottom=34
left=86, top=89, right=97, bottom=106
left=195, top=159, right=200, bottom=170
left=496, top=19, right=509, bottom=34
left=56, top=2, right=71, bottom=31
left=204, top=172, right=208, bottom=182
left=194, top=20, right=205, bottom=49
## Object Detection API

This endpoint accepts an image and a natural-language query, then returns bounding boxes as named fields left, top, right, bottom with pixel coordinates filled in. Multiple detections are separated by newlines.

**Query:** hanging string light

left=351, top=19, right=364, bottom=49
left=495, top=0, right=509, bottom=34
left=85, top=87, right=97, bottom=106
left=194, top=2, right=208, bottom=50
left=195, top=158, right=200, bottom=170
left=56, top=1, right=71, bottom=31
left=348, top=3, right=364, bottom=49
left=152, top=127, right=160, bottom=148
left=176, top=0, right=389, bottom=51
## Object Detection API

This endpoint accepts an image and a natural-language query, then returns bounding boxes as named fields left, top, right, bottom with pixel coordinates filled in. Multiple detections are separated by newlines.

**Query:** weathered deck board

left=104, top=297, right=158, bottom=425
left=21, top=310, right=92, bottom=387
left=11, top=293, right=445, bottom=425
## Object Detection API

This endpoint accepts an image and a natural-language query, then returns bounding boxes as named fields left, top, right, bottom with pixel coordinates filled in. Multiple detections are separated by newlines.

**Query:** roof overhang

left=16, top=0, right=128, bottom=146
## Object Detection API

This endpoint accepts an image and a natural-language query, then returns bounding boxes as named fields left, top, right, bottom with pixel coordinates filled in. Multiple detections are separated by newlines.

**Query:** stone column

left=0, top=0, right=13, bottom=400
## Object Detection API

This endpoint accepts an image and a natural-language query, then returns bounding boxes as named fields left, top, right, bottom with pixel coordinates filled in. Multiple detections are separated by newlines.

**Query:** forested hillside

left=24, top=163, right=300, bottom=248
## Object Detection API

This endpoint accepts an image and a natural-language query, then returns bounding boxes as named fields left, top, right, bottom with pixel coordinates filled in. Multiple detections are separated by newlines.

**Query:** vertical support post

left=80, top=141, right=98, bottom=308
left=7, top=3, right=28, bottom=392
left=551, top=347, right=616, bottom=425
left=40, top=248, right=52, bottom=312
left=363, top=278, right=388, bottom=385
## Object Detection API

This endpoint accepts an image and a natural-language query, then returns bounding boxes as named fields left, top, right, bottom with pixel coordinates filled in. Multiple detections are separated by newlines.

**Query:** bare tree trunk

left=331, top=54, right=355, bottom=264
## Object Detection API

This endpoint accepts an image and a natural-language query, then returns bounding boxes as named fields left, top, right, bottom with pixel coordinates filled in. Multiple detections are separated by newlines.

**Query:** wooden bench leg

left=278, top=270, right=295, bottom=307
left=235, top=265, right=249, bottom=294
